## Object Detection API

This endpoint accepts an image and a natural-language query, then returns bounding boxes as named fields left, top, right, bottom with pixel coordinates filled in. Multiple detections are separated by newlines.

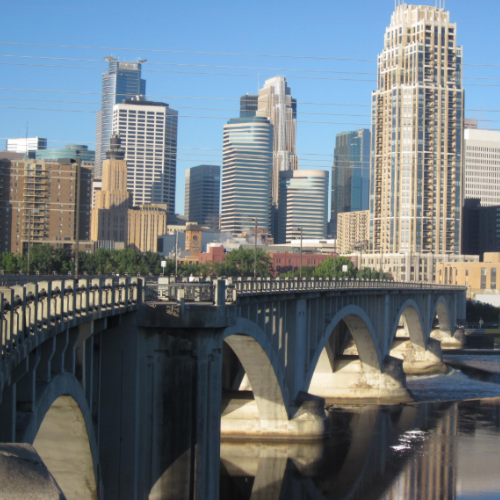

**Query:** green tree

left=313, top=257, right=357, bottom=279
left=224, top=248, right=273, bottom=277
left=278, top=266, right=316, bottom=279
left=0, top=252, right=19, bottom=273
left=139, top=252, right=164, bottom=275
left=29, top=244, right=55, bottom=274
left=113, top=248, right=140, bottom=275
left=357, top=266, right=392, bottom=280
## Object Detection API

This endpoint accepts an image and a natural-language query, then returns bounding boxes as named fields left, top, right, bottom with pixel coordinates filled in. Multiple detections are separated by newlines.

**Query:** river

left=220, top=355, right=500, bottom=499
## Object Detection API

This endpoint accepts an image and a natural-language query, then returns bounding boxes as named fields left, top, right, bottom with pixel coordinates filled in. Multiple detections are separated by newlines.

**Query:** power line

left=0, top=61, right=378, bottom=83
left=3, top=41, right=500, bottom=70
left=4, top=87, right=500, bottom=114
left=4, top=59, right=500, bottom=86
left=0, top=106, right=372, bottom=126
left=1, top=54, right=499, bottom=82
left=3, top=97, right=500, bottom=123
left=0, top=42, right=377, bottom=63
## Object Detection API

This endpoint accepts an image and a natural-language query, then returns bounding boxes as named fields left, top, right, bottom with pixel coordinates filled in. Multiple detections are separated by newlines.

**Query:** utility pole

left=74, top=159, right=81, bottom=280
left=300, top=227, right=303, bottom=279
left=294, top=227, right=303, bottom=279
left=175, top=230, right=178, bottom=275
left=254, top=218, right=258, bottom=279
left=333, top=243, right=337, bottom=280
left=27, top=207, right=31, bottom=275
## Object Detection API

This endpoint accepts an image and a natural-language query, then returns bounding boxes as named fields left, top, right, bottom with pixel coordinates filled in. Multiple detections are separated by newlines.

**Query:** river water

left=220, top=355, right=500, bottom=500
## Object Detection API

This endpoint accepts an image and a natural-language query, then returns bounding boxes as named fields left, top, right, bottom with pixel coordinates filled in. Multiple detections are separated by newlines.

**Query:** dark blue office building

left=330, top=129, right=370, bottom=237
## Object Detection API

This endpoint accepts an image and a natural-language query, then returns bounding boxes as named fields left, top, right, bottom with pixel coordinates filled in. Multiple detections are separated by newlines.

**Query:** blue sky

left=1, top=0, right=500, bottom=213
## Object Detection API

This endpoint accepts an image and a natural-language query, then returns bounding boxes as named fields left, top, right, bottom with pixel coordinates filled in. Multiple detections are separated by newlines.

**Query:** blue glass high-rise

left=95, top=57, right=146, bottom=179
left=330, top=129, right=370, bottom=237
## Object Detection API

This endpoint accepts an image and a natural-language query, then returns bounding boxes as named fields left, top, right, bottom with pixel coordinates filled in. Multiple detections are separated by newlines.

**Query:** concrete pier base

left=308, top=356, right=413, bottom=403
left=221, top=392, right=329, bottom=440
left=431, top=328, right=466, bottom=349
left=391, top=338, right=448, bottom=375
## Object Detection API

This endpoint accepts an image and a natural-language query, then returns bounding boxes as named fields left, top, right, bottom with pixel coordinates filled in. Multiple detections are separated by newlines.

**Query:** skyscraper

left=91, top=134, right=130, bottom=243
left=184, top=164, right=221, bottom=229
left=1, top=158, right=92, bottom=253
left=277, top=170, right=328, bottom=243
left=95, top=57, right=146, bottom=179
left=112, top=97, right=178, bottom=213
left=221, top=117, right=273, bottom=233
left=240, top=94, right=258, bottom=118
left=464, top=128, right=500, bottom=207
left=331, top=129, right=370, bottom=237
left=256, top=77, right=298, bottom=205
left=90, top=134, right=167, bottom=251
left=7, top=137, right=47, bottom=153
left=370, top=2, right=463, bottom=254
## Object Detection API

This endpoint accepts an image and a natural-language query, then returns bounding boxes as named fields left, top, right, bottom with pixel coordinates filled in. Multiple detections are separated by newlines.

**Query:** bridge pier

left=308, top=353, right=412, bottom=403
left=430, top=328, right=466, bottom=349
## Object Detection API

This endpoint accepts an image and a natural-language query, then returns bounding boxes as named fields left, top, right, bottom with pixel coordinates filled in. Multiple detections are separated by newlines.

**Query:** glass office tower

left=278, top=170, right=328, bottom=243
left=221, top=117, right=273, bottom=233
left=95, top=57, right=146, bottom=179
left=331, top=129, right=370, bottom=237
left=185, top=164, right=221, bottom=229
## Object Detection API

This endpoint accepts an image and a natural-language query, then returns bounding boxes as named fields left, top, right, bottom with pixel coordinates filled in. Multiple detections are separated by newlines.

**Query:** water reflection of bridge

left=221, top=402, right=458, bottom=500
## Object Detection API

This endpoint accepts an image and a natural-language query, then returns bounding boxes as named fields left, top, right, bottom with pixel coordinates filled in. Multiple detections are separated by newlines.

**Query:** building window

left=492, top=268, right=497, bottom=290
left=481, top=268, right=487, bottom=289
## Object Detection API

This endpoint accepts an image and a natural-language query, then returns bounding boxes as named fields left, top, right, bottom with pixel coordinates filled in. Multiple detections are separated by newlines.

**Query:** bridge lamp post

left=293, top=227, right=303, bottom=279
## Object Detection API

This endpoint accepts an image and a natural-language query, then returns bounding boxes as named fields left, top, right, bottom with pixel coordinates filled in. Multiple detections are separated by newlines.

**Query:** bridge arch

left=222, top=317, right=290, bottom=424
left=303, top=305, right=383, bottom=393
left=431, top=296, right=452, bottom=336
left=17, top=372, right=99, bottom=499
left=390, top=299, right=427, bottom=349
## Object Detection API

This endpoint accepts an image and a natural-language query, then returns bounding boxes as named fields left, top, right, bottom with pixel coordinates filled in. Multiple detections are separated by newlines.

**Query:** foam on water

left=407, top=367, right=500, bottom=402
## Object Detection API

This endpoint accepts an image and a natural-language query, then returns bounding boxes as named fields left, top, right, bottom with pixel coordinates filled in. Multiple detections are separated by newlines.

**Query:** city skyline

left=1, top=2, right=498, bottom=215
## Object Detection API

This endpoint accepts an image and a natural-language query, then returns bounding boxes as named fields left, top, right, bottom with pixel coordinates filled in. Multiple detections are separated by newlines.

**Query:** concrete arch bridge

left=0, top=276, right=465, bottom=499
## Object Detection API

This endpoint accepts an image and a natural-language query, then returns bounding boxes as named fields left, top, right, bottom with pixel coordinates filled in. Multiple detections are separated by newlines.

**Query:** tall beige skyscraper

left=370, top=1, right=464, bottom=254
left=256, top=76, right=298, bottom=205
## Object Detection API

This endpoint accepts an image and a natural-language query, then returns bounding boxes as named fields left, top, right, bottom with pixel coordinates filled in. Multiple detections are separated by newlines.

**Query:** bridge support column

left=397, top=339, right=448, bottom=374
left=430, top=329, right=465, bottom=349
left=309, top=354, right=412, bottom=403
left=141, top=327, right=223, bottom=500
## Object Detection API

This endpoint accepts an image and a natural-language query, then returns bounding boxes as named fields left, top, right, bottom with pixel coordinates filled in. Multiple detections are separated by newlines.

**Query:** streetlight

left=293, top=227, right=303, bottom=279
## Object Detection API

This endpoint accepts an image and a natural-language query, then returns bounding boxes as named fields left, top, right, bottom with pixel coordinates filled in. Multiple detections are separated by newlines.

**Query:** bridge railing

left=145, top=283, right=215, bottom=303
left=0, top=277, right=141, bottom=380
left=145, top=277, right=466, bottom=305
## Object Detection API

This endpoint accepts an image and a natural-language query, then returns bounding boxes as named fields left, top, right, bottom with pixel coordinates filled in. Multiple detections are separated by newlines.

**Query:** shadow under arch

left=431, top=296, right=452, bottom=335
left=18, top=372, right=99, bottom=500
left=303, top=305, right=383, bottom=393
left=222, top=317, right=290, bottom=424
left=390, top=299, right=427, bottom=349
